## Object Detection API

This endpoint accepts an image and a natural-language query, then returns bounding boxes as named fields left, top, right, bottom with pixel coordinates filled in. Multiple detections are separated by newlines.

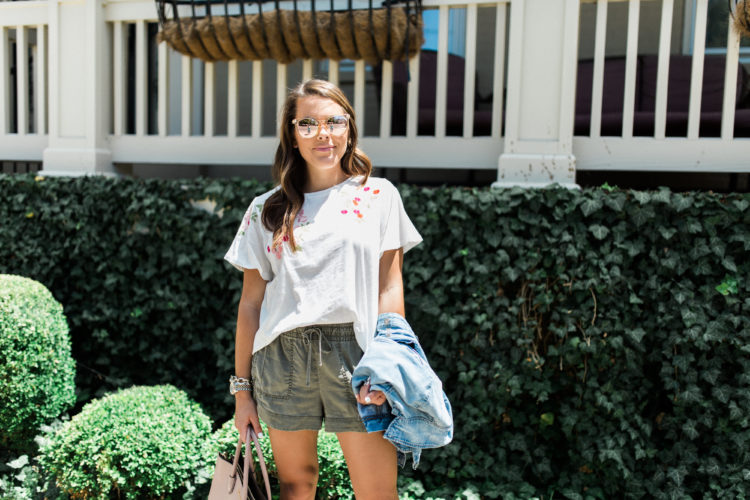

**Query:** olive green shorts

left=251, top=322, right=366, bottom=433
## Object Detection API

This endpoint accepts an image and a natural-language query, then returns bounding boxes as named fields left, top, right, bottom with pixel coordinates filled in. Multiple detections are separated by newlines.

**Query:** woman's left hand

left=356, top=381, right=387, bottom=406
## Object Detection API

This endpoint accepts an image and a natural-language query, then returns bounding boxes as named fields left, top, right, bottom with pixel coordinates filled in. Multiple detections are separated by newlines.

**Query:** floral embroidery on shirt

left=294, top=208, right=311, bottom=229
left=267, top=242, right=283, bottom=259
left=250, top=202, right=264, bottom=222
left=238, top=202, right=264, bottom=236
left=340, top=183, right=381, bottom=221
left=267, top=208, right=309, bottom=258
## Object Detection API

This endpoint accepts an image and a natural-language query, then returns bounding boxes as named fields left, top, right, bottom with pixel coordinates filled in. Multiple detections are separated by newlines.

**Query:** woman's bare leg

left=336, top=431, right=398, bottom=500
left=267, top=428, right=319, bottom=500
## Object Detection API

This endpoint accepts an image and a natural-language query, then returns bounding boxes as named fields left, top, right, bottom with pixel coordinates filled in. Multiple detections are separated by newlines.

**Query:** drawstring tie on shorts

left=302, top=328, right=333, bottom=386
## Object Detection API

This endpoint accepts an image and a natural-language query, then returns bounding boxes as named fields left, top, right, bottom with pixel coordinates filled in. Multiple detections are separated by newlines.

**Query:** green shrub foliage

left=0, top=175, right=271, bottom=419
left=212, top=419, right=353, bottom=499
left=39, top=385, right=213, bottom=499
left=1, top=174, right=749, bottom=497
left=0, top=274, right=76, bottom=453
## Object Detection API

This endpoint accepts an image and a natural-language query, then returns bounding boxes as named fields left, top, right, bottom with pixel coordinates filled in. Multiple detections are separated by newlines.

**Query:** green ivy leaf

left=627, top=328, right=646, bottom=343
left=673, top=194, right=693, bottom=212
left=722, top=257, right=738, bottom=273
left=589, top=224, right=610, bottom=240
left=632, top=191, right=651, bottom=205
left=630, top=206, right=655, bottom=227
left=682, top=421, right=699, bottom=440
left=733, top=199, right=749, bottom=212
left=712, top=386, right=730, bottom=404
left=540, top=413, right=555, bottom=428
left=603, top=193, right=626, bottom=212
left=580, top=198, right=603, bottom=217
left=672, top=290, right=689, bottom=304
left=686, top=220, right=703, bottom=233
left=629, top=293, right=644, bottom=305
left=716, top=276, right=738, bottom=296
left=658, top=227, right=677, bottom=240
left=665, top=468, right=687, bottom=489
left=653, top=188, right=671, bottom=204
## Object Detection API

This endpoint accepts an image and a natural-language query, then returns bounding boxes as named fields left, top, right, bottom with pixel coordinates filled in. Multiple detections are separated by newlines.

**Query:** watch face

left=229, top=382, right=236, bottom=395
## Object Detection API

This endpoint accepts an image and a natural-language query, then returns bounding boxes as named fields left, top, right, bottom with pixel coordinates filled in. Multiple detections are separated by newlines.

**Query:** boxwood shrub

left=39, top=385, right=213, bottom=499
left=0, top=274, right=76, bottom=454
left=1, top=174, right=749, bottom=498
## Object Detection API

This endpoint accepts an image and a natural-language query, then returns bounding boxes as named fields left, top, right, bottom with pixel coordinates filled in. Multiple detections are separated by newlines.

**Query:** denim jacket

left=351, top=312, right=453, bottom=469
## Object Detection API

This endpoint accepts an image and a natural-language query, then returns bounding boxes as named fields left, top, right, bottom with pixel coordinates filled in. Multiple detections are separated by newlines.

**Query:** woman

left=224, top=79, right=422, bottom=499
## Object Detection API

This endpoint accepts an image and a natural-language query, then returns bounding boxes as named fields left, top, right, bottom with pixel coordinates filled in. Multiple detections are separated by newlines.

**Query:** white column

left=494, top=0, right=580, bottom=188
left=42, top=0, right=114, bottom=175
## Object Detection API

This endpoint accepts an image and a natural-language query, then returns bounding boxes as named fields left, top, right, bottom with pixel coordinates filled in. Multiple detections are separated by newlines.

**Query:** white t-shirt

left=224, top=175, right=422, bottom=353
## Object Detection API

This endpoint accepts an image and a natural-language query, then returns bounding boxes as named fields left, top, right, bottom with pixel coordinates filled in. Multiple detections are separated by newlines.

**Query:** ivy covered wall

left=1, top=174, right=748, bottom=498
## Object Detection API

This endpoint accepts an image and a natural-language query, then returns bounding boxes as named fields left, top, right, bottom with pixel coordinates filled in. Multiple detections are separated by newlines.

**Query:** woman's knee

left=268, top=428, right=320, bottom=499
left=279, top=473, right=318, bottom=500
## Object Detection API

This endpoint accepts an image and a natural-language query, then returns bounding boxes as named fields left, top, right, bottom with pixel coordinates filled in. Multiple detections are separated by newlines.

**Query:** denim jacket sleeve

left=351, top=312, right=453, bottom=469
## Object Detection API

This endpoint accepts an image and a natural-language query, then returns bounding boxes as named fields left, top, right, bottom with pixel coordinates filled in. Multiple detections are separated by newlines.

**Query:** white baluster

left=181, top=55, right=192, bottom=136
left=228, top=59, right=239, bottom=138
left=205, top=62, right=215, bottom=137
left=463, top=4, right=477, bottom=138
left=379, top=61, right=393, bottom=138
left=135, top=20, right=146, bottom=136
left=687, top=0, right=708, bottom=140
left=406, top=52, right=420, bottom=138
left=17, top=26, right=28, bottom=135
left=622, top=0, right=640, bottom=139
left=36, top=25, right=46, bottom=135
left=590, top=0, right=607, bottom=138
left=354, top=59, right=365, bottom=133
left=654, top=0, right=674, bottom=139
left=252, top=60, right=262, bottom=138
left=435, top=5, right=449, bottom=138
left=158, top=38, right=168, bottom=137
left=721, top=12, right=740, bottom=141
left=113, top=21, right=126, bottom=136
left=491, top=3, right=506, bottom=138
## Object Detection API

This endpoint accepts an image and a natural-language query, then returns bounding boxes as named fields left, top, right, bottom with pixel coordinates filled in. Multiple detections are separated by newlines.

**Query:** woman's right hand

left=234, top=393, right=263, bottom=442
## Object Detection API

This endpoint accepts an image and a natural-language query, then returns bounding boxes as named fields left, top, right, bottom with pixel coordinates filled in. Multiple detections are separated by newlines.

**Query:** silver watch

left=229, top=375, right=252, bottom=395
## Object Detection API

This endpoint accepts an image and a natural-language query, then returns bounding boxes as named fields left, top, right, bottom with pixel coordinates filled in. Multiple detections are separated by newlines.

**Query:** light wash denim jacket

left=351, top=312, right=453, bottom=469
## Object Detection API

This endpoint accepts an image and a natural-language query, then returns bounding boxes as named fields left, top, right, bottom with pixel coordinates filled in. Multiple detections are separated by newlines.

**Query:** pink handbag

left=208, top=428, right=272, bottom=500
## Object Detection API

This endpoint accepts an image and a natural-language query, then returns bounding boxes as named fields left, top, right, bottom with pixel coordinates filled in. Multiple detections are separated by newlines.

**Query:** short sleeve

left=380, top=182, right=423, bottom=257
left=224, top=198, right=274, bottom=281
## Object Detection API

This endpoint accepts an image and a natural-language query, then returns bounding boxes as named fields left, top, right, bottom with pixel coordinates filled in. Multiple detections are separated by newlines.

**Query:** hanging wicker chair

left=730, top=0, right=750, bottom=38
left=155, top=0, right=424, bottom=64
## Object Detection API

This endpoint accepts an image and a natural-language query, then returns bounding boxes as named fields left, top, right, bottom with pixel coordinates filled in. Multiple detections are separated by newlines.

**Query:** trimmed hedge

left=1, top=174, right=749, bottom=498
left=39, top=385, right=213, bottom=499
left=0, top=274, right=76, bottom=454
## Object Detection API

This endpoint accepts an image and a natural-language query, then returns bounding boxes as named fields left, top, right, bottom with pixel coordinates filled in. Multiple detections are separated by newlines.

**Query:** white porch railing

left=574, top=0, right=749, bottom=172
left=0, top=1, right=48, bottom=161
left=1, top=0, right=748, bottom=183
left=104, top=0, right=508, bottom=170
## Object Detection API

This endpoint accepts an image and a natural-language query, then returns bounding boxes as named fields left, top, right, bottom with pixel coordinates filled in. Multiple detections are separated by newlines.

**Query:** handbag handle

left=228, top=427, right=272, bottom=500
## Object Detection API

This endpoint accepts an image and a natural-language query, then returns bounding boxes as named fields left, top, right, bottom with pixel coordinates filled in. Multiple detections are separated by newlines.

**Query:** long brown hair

left=262, top=79, right=372, bottom=252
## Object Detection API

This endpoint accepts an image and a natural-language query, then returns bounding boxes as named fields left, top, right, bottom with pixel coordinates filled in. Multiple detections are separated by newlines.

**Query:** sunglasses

left=292, top=114, right=350, bottom=138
